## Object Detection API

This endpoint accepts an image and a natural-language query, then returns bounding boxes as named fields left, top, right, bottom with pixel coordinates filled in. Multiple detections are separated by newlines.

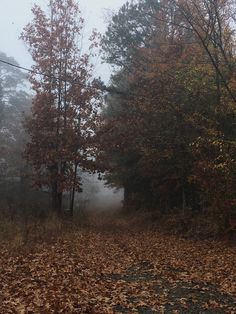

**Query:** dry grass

left=0, top=207, right=91, bottom=253
left=0, top=205, right=233, bottom=255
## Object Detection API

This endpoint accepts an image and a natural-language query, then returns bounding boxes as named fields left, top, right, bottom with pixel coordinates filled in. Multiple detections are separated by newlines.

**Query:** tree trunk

left=52, top=183, right=62, bottom=215
left=69, top=188, right=75, bottom=217
left=124, top=185, right=130, bottom=204
left=182, top=186, right=186, bottom=213
left=69, top=162, right=78, bottom=217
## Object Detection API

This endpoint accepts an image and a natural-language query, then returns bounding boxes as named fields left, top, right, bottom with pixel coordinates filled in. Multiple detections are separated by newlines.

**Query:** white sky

left=0, top=0, right=126, bottom=82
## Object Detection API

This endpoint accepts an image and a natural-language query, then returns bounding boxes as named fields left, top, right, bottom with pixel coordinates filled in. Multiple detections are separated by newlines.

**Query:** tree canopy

left=99, top=0, right=236, bottom=225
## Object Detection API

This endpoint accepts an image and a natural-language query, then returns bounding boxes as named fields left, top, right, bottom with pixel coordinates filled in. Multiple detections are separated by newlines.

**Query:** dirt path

left=0, top=213, right=236, bottom=313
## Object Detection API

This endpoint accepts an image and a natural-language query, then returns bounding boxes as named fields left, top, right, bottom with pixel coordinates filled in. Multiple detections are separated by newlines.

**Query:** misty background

left=0, top=0, right=126, bottom=211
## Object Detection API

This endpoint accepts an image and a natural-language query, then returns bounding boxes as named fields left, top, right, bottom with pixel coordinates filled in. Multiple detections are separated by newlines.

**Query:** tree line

left=1, top=0, right=236, bottom=232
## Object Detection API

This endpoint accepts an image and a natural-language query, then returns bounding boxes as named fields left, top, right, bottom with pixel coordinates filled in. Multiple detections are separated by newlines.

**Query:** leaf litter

left=0, top=213, right=236, bottom=313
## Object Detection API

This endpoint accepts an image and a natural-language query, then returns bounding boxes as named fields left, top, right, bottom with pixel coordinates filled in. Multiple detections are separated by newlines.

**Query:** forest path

left=0, top=212, right=236, bottom=313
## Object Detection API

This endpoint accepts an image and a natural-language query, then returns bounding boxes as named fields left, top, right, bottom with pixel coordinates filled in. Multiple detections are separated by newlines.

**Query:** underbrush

left=0, top=205, right=234, bottom=252
left=160, top=211, right=223, bottom=239
left=0, top=207, right=90, bottom=252
left=122, top=208, right=234, bottom=241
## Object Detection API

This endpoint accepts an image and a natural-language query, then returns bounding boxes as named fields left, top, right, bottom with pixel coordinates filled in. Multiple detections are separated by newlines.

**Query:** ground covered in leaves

left=0, top=212, right=236, bottom=313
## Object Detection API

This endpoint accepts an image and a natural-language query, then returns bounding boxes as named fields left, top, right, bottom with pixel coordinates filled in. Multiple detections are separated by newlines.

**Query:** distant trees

left=21, top=0, right=102, bottom=215
left=99, top=0, right=236, bottom=224
left=0, top=52, right=30, bottom=179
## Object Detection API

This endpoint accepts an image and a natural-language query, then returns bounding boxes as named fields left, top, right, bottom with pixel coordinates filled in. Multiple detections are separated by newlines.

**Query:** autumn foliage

left=21, top=0, right=102, bottom=214
left=99, top=0, right=236, bottom=232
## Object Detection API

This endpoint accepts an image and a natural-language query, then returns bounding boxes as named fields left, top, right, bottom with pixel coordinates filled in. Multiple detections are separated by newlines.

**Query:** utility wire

left=0, top=58, right=99, bottom=86
left=0, top=58, right=101, bottom=87
left=0, top=59, right=56, bottom=80
left=0, top=58, right=108, bottom=94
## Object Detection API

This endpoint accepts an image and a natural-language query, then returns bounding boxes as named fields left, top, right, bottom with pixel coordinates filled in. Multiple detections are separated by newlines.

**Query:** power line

left=0, top=58, right=93, bottom=86
left=0, top=59, right=56, bottom=80
left=0, top=58, right=107, bottom=93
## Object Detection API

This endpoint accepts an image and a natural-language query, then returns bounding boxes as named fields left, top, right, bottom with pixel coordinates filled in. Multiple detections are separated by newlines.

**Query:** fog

left=75, top=173, right=123, bottom=211
left=0, top=0, right=126, bottom=213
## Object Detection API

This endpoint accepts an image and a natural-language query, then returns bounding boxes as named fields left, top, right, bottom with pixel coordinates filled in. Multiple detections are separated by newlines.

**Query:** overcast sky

left=0, top=0, right=126, bottom=82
